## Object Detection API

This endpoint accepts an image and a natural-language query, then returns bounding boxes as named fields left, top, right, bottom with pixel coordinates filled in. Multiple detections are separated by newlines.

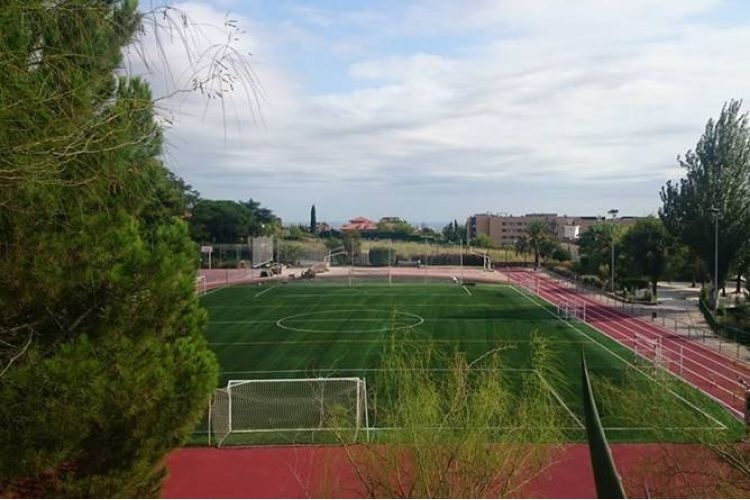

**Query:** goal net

left=209, top=377, right=369, bottom=446
left=348, top=266, right=392, bottom=286
left=251, top=236, right=274, bottom=268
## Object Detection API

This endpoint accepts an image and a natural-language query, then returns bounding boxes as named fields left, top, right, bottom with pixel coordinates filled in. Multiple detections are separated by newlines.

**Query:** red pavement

left=162, top=443, right=739, bottom=498
left=163, top=445, right=597, bottom=498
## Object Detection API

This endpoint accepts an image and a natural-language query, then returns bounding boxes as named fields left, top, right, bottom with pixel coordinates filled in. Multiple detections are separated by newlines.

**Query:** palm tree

left=525, top=220, right=551, bottom=269
left=514, top=236, right=529, bottom=263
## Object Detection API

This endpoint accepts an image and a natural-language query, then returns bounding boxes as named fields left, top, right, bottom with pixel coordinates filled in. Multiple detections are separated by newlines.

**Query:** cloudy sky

left=131, top=0, right=750, bottom=227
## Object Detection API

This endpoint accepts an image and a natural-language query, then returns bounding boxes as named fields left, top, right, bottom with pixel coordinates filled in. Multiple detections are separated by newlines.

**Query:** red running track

left=505, top=268, right=750, bottom=419
left=162, top=443, right=741, bottom=498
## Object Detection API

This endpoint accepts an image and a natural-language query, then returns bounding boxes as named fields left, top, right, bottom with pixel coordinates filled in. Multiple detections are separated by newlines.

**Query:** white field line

left=512, top=286, right=729, bottom=429
left=535, top=370, right=584, bottom=429
left=365, top=426, right=557, bottom=432
left=219, top=367, right=534, bottom=375
left=211, top=318, right=416, bottom=324
left=210, top=339, right=510, bottom=346
left=254, top=285, right=276, bottom=298
left=210, top=320, right=278, bottom=324
left=211, top=316, right=564, bottom=324
left=209, top=339, right=596, bottom=346
left=201, top=286, right=226, bottom=296
left=207, top=304, right=503, bottom=309
left=462, top=285, right=472, bottom=296
left=601, top=426, right=727, bottom=431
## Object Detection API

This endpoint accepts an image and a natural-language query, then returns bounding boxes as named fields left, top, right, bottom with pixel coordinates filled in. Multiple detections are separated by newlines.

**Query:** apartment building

left=466, top=212, right=639, bottom=247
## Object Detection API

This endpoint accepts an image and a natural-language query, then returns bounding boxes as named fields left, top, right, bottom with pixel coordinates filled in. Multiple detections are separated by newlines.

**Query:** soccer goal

left=348, top=267, right=392, bottom=287
left=209, top=377, right=369, bottom=447
left=469, top=249, right=492, bottom=271
left=251, top=236, right=274, bottom=268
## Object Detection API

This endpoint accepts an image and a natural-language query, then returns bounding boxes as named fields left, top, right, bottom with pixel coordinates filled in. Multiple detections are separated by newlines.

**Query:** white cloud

left=130, top=0, right=750, bottom=224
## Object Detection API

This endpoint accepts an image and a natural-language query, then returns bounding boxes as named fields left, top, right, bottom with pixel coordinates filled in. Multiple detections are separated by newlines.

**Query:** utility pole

left=711, top=206, right=721, bottom=315
left=608, top=208, right=619, bottom=292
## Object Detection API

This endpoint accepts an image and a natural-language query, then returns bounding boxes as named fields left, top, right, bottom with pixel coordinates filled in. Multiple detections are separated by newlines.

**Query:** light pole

left=459, top=238, right=464, bottom=283
left=710, top=206, right=721, bottom=315
left=608, top=208, right=619, bottom=292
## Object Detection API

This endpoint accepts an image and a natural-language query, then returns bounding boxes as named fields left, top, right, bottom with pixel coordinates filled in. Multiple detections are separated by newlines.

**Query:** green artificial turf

left=192, top=279, right=741, bottom=444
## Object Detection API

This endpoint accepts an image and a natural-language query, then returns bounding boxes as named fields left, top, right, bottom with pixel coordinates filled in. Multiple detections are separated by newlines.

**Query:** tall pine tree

left=0, top=2, right=222, bottom=496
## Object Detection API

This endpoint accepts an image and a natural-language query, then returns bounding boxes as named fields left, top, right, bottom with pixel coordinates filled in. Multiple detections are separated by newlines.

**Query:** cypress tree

left=310, top=204, right=317, bottom=234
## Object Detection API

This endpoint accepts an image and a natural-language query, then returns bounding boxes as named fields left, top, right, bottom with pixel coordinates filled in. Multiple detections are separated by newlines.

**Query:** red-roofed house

left=341, top=216, right=377, bottom=231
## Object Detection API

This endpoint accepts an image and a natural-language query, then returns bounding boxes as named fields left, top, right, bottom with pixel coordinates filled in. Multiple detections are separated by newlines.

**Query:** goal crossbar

left=228, top=377, right=363, bottom=386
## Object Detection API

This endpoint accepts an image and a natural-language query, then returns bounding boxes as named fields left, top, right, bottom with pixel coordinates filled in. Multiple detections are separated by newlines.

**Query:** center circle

left=276, top=309, right=424, bottom=333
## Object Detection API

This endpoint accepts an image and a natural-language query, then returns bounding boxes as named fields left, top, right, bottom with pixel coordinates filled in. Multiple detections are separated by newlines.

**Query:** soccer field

left=198, top=279, right=741, bottom=444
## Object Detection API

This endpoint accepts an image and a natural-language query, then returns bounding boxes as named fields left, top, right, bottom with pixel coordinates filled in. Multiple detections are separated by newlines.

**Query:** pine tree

left=0, top=2, right=220, bottom=496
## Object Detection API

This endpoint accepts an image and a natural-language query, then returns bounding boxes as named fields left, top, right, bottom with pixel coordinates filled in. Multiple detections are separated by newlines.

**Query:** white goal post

left=469, top=249, right=492, bottom=271
left=209, top=377, right=369, bottom=447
